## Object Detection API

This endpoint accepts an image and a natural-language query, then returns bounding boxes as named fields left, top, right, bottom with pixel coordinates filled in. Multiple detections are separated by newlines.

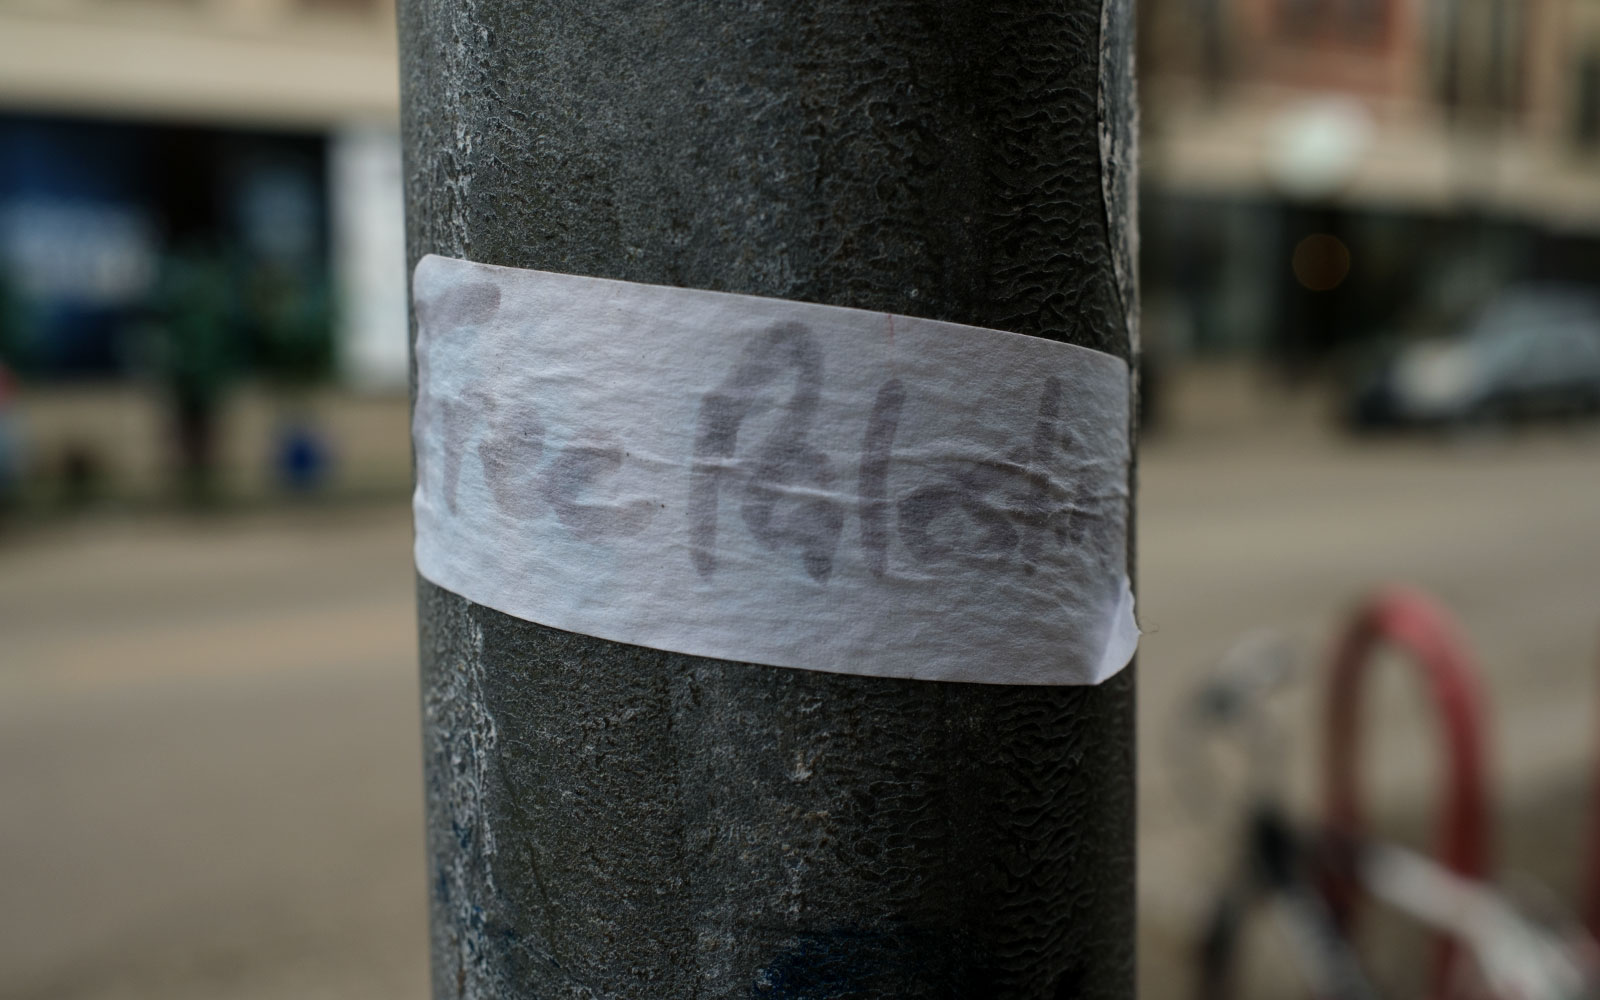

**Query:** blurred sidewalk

left=0, top=504, right=425, bottom=1000
left=10, top=385, right=411, bottom=509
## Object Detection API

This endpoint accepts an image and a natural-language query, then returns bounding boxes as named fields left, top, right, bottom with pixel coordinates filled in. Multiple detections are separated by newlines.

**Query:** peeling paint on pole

left=402, top=1, right=1138, bottom=997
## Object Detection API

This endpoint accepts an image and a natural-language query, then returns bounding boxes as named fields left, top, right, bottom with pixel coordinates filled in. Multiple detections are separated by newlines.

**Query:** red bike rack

left=1323, top=586, right=1493, bottom=1000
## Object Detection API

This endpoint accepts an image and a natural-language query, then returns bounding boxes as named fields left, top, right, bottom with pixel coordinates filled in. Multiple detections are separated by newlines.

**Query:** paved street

left=0, top=507, right=425, bottom=1000
left=4, top=409, right=1600, bottom=999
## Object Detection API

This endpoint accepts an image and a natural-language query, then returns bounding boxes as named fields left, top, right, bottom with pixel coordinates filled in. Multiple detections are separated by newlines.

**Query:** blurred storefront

left=0, top=0, right=405, bottom=390
left=0, top=0, right=407, bottom=507
left=6, top=0, right=1600, bottom=486
left=1140, top=0, right=1600, bottom=372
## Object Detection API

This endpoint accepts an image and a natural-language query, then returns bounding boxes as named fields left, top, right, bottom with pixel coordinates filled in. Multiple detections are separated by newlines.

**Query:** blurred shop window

left=1277, top=0, right=1393, bottom=45
left=1343, top=0, right=1388, bottom=42
left=0, top=200, right=158, bottom=308
left=1429, top=0, right=1463, bottom=109
left=1195, top=0, right=1226, bottom=91
left=1431, top=0, right=1526, bottom=115
left=235, top=163, right=320, bottom=266
left=1481, top=0, right=1522, bottom=112
left=1279, top=0, right=1325, bottom=37
left=0, top=198, right=160, bottom=373
left=1576, top=52, right=1600, bottom=148
left=1138, top=0, right=1230, bottom=94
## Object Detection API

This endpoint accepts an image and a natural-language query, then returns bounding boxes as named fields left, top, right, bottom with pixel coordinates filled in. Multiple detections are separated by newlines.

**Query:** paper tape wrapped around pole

left=413, top=254, right=1138, bottom=685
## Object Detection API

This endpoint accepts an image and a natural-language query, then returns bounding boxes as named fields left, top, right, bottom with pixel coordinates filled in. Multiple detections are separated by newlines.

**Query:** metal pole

left=400, top=2, right=1139, bottom=997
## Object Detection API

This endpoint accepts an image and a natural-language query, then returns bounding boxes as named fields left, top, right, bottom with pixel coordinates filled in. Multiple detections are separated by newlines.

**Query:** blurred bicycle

left=1175, top=592, right=1600, bottom=1000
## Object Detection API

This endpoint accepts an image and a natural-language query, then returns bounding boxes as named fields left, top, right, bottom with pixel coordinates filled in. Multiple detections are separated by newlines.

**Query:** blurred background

left=1, top=0, right=1598, bottom=997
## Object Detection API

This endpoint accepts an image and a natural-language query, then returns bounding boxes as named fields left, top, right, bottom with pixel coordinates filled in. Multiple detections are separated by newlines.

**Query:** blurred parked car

left=1348, top=287, right=1600, bottom=430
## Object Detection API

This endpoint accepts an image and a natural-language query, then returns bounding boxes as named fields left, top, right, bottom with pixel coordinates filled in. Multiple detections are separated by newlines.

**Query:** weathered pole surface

left=401, top=2, right=1139, bottom=998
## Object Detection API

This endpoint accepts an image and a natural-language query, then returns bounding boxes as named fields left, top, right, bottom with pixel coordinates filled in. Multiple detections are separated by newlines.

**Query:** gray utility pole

left=401, top=2, right=1139, bottom=998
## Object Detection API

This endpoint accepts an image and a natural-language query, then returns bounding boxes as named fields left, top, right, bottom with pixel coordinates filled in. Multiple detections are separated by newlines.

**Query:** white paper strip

left=412, top=254, right=1138, bottom=685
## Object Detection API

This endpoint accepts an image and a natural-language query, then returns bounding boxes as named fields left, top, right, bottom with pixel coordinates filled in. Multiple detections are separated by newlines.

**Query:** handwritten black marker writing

left=479, top=390, right=545, bottom=521
left=538, top=432, right=656, bottom=542
left=425, top=386, right=491, bottom=516
left=425, top=317, right=1112, bottom=584
left=858, top=378, right=905, bottom=578
left=428, top=386, right=656, bottom=538
left=689, top=322, right=843, bottom=582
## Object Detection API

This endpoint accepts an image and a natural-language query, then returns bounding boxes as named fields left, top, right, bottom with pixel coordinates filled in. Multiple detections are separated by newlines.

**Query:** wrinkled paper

left=413, top=254, right=1138, bottom=685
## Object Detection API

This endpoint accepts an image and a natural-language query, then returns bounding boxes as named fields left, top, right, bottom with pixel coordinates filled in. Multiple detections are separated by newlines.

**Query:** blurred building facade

left=1141, top=0, right=1600, bottom=367
left=0, top=0, right=405, bottom=389
left=4, top=0, right=1596, bottom=387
